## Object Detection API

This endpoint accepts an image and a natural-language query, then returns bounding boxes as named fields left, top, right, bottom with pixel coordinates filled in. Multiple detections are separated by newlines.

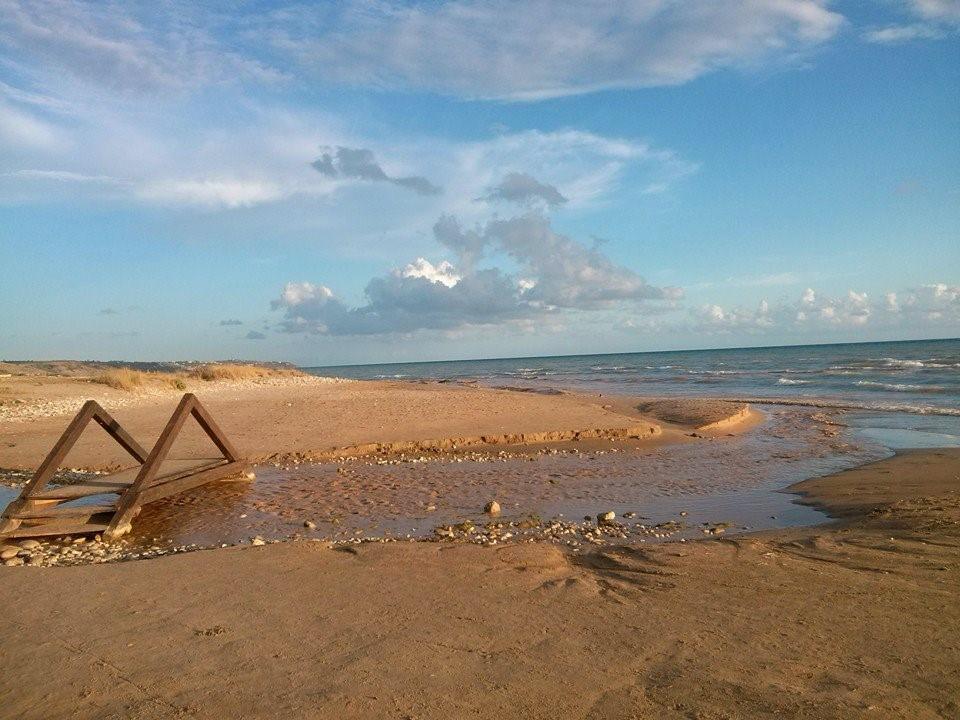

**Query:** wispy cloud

left=267, top=0, right=843, bottom=100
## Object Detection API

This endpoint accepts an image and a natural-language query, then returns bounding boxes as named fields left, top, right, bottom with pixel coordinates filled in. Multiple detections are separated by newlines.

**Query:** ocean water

left=307, top=338, right=960, bottom=417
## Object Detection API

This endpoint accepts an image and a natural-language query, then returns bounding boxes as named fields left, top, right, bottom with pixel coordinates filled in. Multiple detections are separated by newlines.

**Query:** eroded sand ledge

left=0, top=375, right=749, bottom=471
left=1, top=449, right=956, bottom=718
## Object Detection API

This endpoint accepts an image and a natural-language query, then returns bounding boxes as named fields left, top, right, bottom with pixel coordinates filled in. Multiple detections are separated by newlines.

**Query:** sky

left=0, top=0, right=958, bottom=366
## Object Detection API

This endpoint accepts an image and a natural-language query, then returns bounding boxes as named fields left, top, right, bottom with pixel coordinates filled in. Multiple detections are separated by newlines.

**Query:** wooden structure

left=0, top=393, right=248, bottom=541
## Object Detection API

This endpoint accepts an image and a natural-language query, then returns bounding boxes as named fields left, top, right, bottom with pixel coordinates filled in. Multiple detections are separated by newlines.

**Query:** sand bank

left=0, top=448, right=956, bottom=719
left=0, top=373, right=751, bottom=472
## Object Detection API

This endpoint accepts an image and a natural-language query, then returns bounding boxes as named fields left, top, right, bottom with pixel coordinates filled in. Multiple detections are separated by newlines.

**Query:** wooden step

left=33, top=483, right=130, bottom=500
left=11, top=503, right=117, bottom=520
left=1, top=523, right=109, bottom=538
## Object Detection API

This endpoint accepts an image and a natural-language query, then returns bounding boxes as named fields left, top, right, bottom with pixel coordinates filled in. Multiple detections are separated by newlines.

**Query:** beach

left=0, top=362, right=958, bottom=718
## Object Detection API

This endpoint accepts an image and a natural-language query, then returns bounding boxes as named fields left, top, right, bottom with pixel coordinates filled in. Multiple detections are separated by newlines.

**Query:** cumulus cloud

left=479, top=173, right=567, bottom=207
left=312, top=147, right=441, bottom=196
left=272, top=211, right=677, bottom=336
left=693, top=283, right=960, bottom=334
left=245, top=330, right=267, bottom=340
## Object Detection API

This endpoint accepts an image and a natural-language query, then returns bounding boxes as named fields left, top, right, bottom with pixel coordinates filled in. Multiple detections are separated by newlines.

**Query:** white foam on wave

left=855, top=380, right=944, bottom=393
left=777, top=378, right=809, bottom=385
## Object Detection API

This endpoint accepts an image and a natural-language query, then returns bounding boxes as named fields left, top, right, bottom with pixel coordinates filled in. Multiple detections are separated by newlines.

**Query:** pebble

left=597, top=511, right=616, bottom=523
left=303, top=520, right=317, bottom=530
left=0, top=547, right=19, bottom=561
left=18, top=539, right=40, bottom=550
left=484, top=501, right=501, bottom=515
left=251, top=536, right=266, bottom=546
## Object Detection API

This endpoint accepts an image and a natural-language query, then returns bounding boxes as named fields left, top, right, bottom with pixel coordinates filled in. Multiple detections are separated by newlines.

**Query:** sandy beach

left=0, top=367, right=958, bottom=718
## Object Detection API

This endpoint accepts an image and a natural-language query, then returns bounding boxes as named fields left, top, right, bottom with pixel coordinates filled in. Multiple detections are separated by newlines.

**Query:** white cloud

left=694, top=283, right=960, bottom=334
left=863, top=0, right=960, bottom=42
left=401, top=258, right=461, bottom=288
left=863, top=24, right=945, bottom=43
left=138, top=179, right=285, bottom=208
left=2, top=168, right=123, bottom=183
left=274, top=0, right=843, bottom=100
left=910, top=0, right=960, bottom=22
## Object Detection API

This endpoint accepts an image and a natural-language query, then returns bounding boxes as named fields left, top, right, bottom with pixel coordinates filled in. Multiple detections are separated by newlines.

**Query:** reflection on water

left=119, top=406, right=886, bottom=550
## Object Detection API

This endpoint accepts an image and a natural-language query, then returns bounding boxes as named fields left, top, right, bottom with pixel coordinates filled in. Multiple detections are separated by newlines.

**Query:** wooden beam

left=188, top=394, right=240, bottom=462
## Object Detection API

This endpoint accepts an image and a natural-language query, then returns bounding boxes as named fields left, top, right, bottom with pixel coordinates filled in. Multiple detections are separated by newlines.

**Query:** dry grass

left=193, top=364, right=293, bottom=382
left=93, top=369, right=187, bottom=391
left=92, top=368, right=148, bottom=391
left=91, top=364, right=296, bottom=391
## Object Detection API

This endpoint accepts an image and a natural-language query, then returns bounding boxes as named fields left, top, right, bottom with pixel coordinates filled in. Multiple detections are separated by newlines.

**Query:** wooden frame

left=0, top=394, right=248, bottom=541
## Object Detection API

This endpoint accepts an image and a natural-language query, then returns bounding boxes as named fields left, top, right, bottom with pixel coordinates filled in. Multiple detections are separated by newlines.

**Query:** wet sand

left=1, top=448, right=957, bottom=719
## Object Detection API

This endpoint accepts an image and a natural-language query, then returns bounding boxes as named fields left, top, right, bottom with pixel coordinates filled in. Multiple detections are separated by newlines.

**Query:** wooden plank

left=18, top=401, right=99, bottom=498
left=33, top=483, right=130, bottom=500
left=11, top=504, right=116, bottom=520
left=2, top=523, right=109, bottom=538
left=189, top=395, right=240, bottom=462
left=105, top=394, right=198, bottom=539
left=139, top=461, right=247, bottom=505
left=91, top=406, right=149, bottom=463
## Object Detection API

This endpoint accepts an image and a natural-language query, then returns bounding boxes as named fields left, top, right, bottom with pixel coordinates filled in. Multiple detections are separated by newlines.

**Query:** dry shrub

left=194, top=363, right=283, bottom=382
left=92, top=368, right=146, bottom=391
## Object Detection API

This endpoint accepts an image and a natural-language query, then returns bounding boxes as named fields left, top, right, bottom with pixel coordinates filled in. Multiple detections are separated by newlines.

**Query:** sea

left=306, top=338, right=960, bottom=448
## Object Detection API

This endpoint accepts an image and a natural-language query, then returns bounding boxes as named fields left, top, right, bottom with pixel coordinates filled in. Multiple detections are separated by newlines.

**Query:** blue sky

left=1, top=0, right=958, bottom=365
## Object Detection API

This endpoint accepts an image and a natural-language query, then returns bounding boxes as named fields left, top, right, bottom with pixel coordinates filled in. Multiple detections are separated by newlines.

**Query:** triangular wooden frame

left=0, top=394, right=248, bottom=541
left=0, top=400, right=149, bottom=536
left=104, top=393, right=245, bottom=539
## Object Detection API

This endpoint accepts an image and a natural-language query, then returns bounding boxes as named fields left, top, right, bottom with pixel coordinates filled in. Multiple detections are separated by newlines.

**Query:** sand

left=1, top=371, right=957, bottom=717
left=0, top=448, right=957, bottom=719
left=0, top=373, right=681, bottom=471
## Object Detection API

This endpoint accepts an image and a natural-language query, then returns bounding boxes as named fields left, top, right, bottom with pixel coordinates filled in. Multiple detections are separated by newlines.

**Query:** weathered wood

left=139, top=461, right=247, bottom=505
left=189, top=395, right=240, bottom=462
left=92, top=412, right=149, bottom=464
left=2, top=394, right=247, bottom=541
left=11, top=504, right=117, bottom=520
left=32, top=483, right=131, bottom=500
left=1, top=523, right=109, bottom=538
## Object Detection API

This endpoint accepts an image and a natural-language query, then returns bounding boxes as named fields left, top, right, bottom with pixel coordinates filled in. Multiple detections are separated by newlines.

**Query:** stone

left=251, top=536, right=266, bottom=546
left=4, top=557, right=25, bottom=567
left=484, top=501, right=501, bottom=515
left=18, top=539, right=41, bottom=550
left=0, top=547, right=19, bottom=561
left=597, top=511, right=616, bottom=524
left=303, top=520, right=317, bottom=530
left=622, top=511, right=637, bottom=519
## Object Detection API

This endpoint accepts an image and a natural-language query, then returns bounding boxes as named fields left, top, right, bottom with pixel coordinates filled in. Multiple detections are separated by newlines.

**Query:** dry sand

left=0, top=372, right=681, bottom=471
left=0, top=449, right=956, bottom=719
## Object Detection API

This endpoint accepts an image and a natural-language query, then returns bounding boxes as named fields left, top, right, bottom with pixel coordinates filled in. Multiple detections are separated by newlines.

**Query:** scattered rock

left=0, top=547, right=19, bottom=561
left=484, top=501, right=501, bottom=515
left=597, top=511, right=616, bottom=524
left=303, top=520, right=317, bottom=530
left=18, top=539, right=40, bottom=550
left=251, top=536, right=266, bottom=546
left=622, top=511, right=637, bottom=519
